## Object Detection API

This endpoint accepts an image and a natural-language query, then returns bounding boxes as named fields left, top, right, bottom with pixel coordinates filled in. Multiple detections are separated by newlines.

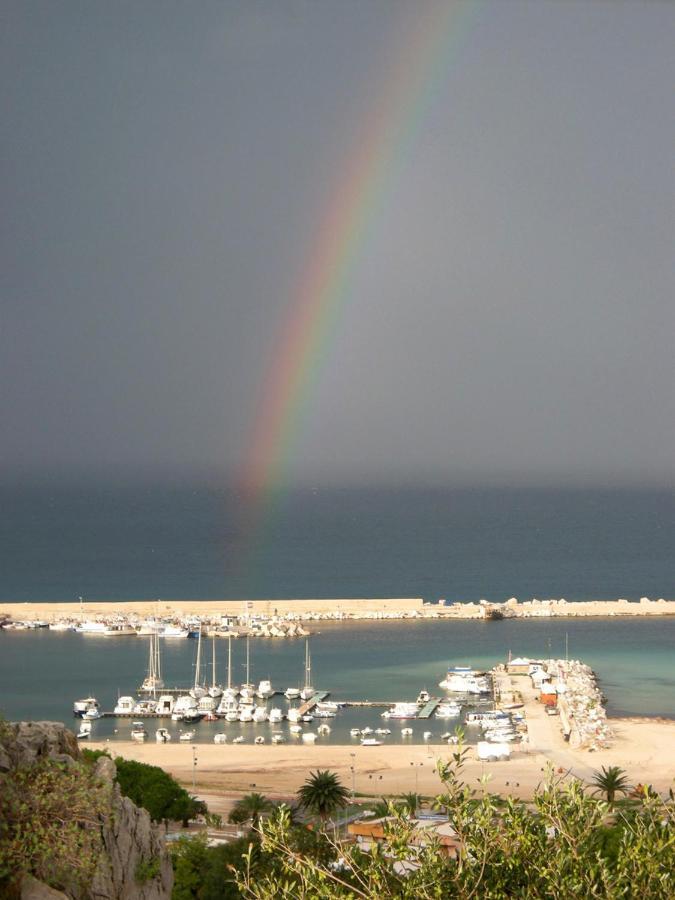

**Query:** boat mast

left=194, top=625, right=202, bottom=690
left=211, top=637, right=217, bottom=689
left=304, top=638, right=311, bottom=690
left=227, top=635, right=232, bottom=690
left=246, top=634, right=250, bottom=686
left=155, top=630, right=162, bottom=688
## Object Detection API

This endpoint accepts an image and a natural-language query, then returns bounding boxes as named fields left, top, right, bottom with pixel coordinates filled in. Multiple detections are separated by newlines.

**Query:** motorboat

left=387, top=702, right=418, bottom=719
left=417, top=689, right=430, bottom=705
left=316, top=701, right=339, bottom=712
left=253, top=707, right=269, bottom=723
left=254, top=736, right=265, bottom=744
left=350, top=728, right=361, bottom=737
left=232, top=736, right=245, bottom=744
left=76, top=721, right=92, bottom=740
left=114, top=696, right=135, bottom=715
left=133, top=699, right=157, bottom=716
left=160, top=625, right=189, bottom=638
left=84, top=706, right=102, bottom=720
left=436, top=703, right=462, bottom=718
left=182, top=711, right=203, bottom=724
left=213, top=733, right=227, bottom=744
left=225, top=710, right=240, bottom=722
left=313, top=709, right=335, bottom=718
left=130, top=722, right=147, bottom=741
left=361, top=738, right=382, bottom=746
left=423, top=731, right=433, bottom=741
left=179, top=730, right=195, bottom=742
left=155, top=728, right=171, bottom=743
left=256, top=679, right=274, bottom=700
left=301, top=714, right=314, bottom=723
left=289, top=724, right=303, bottom=734
left=301, top=732, right=317, bottom=743
left=268, top=708, right=284, bottom=724
left=156, top=695, right=175, bottom=714
left=439, top=667, right=489, bottom=694
left=203, top=711, right=218, bottom=722
left=361, top=727, right=373, bottom=735
left=401, top=727, right=413, bottom=736
left=271, top=734, right=284, bottom=744
left=317, top=723, right=331, bottom=735
left=73, top=697, right=99, bottom=718
left=76, top=622, right=107, bottom=635
left=287, top=708, right=301, bottom=723
left=102, top=624, right=137, bottom=637
left=375, top=728, right=391, bottom=735
left=216, top=695, right=239, bottom=716
left=284, top=687, right=301, bottom=700
left=239, top=707, right=254, bottom=723
left=174, top=695, right=199, bottom=715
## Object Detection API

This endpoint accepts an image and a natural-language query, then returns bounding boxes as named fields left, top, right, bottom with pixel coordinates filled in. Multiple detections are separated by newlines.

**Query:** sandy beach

left=91, top=714, right=675, bottom=817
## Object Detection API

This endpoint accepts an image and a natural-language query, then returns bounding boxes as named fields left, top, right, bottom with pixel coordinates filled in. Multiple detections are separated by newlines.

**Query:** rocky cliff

left=0, top=721, right=173, bottom=900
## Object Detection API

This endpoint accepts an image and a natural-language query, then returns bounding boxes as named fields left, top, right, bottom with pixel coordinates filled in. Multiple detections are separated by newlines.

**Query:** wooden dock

left=297, top=691, right=329, bottom=716
left=417, top=698, right=441, bottom=719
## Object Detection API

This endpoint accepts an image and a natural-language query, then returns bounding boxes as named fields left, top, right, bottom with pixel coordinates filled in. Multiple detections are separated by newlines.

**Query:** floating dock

left=297, top=691, right=329, bottom=715
left=417, top=698, right=441, bottom=719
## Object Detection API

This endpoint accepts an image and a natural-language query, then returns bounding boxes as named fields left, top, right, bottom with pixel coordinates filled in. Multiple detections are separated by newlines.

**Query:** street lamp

left=192, top=745, right=198, bottom=792
left=410, top=761, right=423, bottom=796
left=350, top=752, right=356, bottom=803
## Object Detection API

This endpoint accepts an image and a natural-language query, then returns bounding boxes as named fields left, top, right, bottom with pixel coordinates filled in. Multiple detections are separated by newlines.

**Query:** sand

left=91, top=714, right=675, bottom=814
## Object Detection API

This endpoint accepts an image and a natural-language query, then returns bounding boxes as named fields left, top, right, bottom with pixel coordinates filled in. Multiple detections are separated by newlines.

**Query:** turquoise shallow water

left=2, top=617, right=674, bottom=745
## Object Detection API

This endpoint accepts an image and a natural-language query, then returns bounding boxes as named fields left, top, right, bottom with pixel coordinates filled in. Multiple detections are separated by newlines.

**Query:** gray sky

left=2, top=0, right=674, bottom=487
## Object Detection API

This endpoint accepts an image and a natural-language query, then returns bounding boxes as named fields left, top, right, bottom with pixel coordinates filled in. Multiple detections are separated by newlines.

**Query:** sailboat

left=141, top=630, right=164, bottom=694
left=189, top=626, right=207, bottom=700
left=239, top=635, right=255, bottom=704
left=216, top=634, right=239, bottom=716
left=208, top=638, right=223, bottom=698
left=299, top=638, right=314, bottom=701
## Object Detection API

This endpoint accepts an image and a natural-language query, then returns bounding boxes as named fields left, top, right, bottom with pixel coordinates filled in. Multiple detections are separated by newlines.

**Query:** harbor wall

left=438, top=597, right=675, bottom=618
left=0, top=597, right=425, bottom=619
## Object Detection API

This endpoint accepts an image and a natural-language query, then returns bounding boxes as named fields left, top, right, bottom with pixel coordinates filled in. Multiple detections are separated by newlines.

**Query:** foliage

left=591, top=765, right=631, bottom=804
left=228, top=793, right=275, bottom=828
left=235, top=748, right=674, bottom=899
left=112, top=756, right=204, bottom=825
left=135, top=855, right=162, bottom=883
left=297, top=770, right=350, bottom=824
left=171, top=832, right=256, bottom=900
left=0, top=756, right=111, bottom=894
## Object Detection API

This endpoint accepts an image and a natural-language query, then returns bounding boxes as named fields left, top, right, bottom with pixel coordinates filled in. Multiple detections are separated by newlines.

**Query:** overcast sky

left=2, top=0, right=674, bottom=487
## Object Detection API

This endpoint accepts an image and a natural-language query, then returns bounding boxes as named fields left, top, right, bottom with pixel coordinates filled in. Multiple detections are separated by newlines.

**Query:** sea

left=1, top=481, right=674, bottom=741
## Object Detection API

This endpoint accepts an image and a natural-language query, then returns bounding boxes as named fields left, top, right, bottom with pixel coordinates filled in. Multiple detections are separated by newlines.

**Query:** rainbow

left=237, top=2, right=481, bottom=547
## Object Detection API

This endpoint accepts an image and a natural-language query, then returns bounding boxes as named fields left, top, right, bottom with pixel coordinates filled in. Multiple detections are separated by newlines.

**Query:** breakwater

left=2, top=596, right=675, bottom=625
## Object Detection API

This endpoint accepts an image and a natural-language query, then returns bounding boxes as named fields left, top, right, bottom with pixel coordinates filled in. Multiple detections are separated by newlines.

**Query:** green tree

left=112, top=756, right=202, bottom=825
left=297, top=770, right=350, bottom=827
left=591, top=765, right=631, bottom=804
left=228, top=793, right=274, bottom=829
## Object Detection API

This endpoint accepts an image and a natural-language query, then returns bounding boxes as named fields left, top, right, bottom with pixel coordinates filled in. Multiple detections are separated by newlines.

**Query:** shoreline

left=2, top=596, right=675, bottom=622
left=88, top=713, right=675, bottom=806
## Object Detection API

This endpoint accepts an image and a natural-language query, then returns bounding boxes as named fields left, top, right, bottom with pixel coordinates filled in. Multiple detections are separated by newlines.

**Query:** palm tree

left=228, top=792, right=274, bottom=828
left=297, top=770, right=350, bottom=827
left=400, top=792, right=421, bottom=816
left=591, top=766, right=630, bottom=804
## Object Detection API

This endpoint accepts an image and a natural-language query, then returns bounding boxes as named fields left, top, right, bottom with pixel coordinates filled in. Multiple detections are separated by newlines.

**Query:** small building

left=348, top=816, right=461, bottom=862
left=507, top=657, right=532, bottom=675
left=540, top=682, right=557, bottom=707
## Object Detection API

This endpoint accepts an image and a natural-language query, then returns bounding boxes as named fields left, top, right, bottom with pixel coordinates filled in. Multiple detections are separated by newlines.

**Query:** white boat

left=253, top=706, right=269, bottom=723
left=350, top=728, right=361, bottom=737
left=256, top=679, right=275, bottom=700
left=171, top=711, right=184, bottom=722
left=73, top=697, right=99, bottom=718
left=287, top=708, right=302, bottom=723
left=375, top=728, right=391, bottom=735
left=239, top=635, right=256, bottom=702
left=133, top=699, right=157, bottom=715
left=179, top=730, right=195, bottom=742
left=156, top=694, right=175, bottom=714
left=217, top=695, right=239, bottom=716
left=130, top=722, right=147, bottom=741
left=76, top=721, right=92, bottom=739
left=155, top=728, right=171, bottom=743
left=313, top=709, right=335, bottom=718
left=160, top=625, right=189, bottom=638
left=102, top=624, right=137, bottom=636
left=436, top=703, right=461, bottom=718
left=140, top=631, right=164, bottom=693
left=361, top=738, right=382, bottom=746
left=289, top=724, right=303, bottom=734
left=232, top=736, right=245, bottom=744
left=401, top=727, right=414, bottom=736
left=239, top=707, right=254, bottom=723
left=84, top=706, right=102, bottom=720
left=299, top=639, right=314, bottom=701
left=198, top=694, right=218, bottom=712
left=387, top=702, right=418, bottom=719
left=417, top=689, right=430, bottom=705
left=301, top=714, right=314, bottom=723
left=271, top=734, right=284, bottom=744
left=439, top=667, right=489, bottom=694
left=316, top=701, right=339, bottom=712
left=76, top=621, right=107, bottom=634
left=284, top=687, right=301, bottom=700
left=254, top=736, right=265, bottom=744
left=174, top=695, right=199, bottom=715
left=361, top=727, right=373, bottom=735
left=49, top=621, right=72, bottom=631
left=302, top=732, right=317, bottom=743
left=213, top=733, right=227, bottom=744
left=137, top=621, right=161, bottom=635
left=114, top=696, right=135, bottom=715
left=423, top=731, right=433, bottom=740
left=268, top=708, right=284, bottom=723
left=225, top=710, right=239, bottom=722
left=317, top=724, right=331, bottom=735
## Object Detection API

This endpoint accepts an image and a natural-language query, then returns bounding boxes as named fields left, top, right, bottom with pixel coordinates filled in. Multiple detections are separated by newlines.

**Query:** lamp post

left=192, top=745, right=198, bottom=792
left=410, top=761, right=423, bottom=795
left=350, top=752, right=356, bottom=803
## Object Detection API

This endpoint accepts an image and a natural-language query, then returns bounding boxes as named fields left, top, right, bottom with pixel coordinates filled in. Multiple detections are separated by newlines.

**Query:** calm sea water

left=0, top=481, right=673, bottom=601
left=1, top=618, right=674, bottom=745
left=1, top=482, right=673, bottom=740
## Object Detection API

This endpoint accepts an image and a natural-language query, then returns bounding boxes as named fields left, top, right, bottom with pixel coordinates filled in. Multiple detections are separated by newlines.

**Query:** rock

left=21, top=875, right=69, bottom=899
